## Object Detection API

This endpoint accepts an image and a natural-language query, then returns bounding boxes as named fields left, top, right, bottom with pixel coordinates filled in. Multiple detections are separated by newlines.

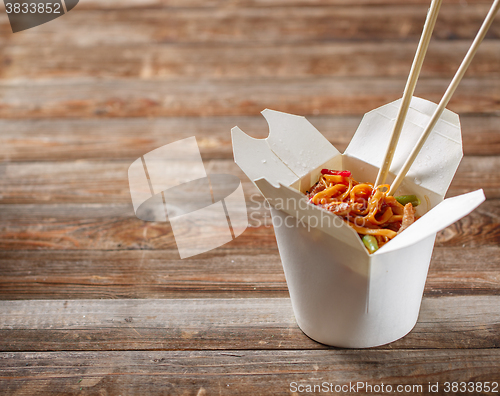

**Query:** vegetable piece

left=320, top=169, right=352, bottom=177
left=362, top=235, right=379, bottom=254
left=395, top=194, right=420, bottom=207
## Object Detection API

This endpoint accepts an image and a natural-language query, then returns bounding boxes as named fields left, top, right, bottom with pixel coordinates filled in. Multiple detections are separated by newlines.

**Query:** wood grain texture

left=0, top=249, right=286, bottom=300
left=0, top=198, right=497, bottom=250
left=0, top=247, right=498, bottom=300
left=1, top=40, right=499, bottom=81
left=1, top=0, right=493, bottom=10
left=0, top=159, right=249, bottom=204
left=0, top=114, right=499, bottom=162
left=1, top=4, right=499, bottom=47
left=0, top=77, right=498, bottom=119
left=0, top=201, right=278, bottom=251
left=0, top=349, right=498, bottom=395
left=0, top=297, right=499, bottom=351
left=0, top=156, right=498, bottom=204
left=0, top=0, right=498, bottom=391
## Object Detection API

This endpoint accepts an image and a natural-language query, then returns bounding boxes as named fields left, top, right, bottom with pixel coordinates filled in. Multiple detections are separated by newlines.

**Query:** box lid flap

left=345, top=97, right=462, bottom=198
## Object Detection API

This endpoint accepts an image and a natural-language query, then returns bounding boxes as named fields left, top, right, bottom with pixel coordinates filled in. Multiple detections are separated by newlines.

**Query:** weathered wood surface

left=0, top=77, right=499, bottom=119
left=1, top=4, right=499, bottom=47
left=2, top=0, right=496, bottom=10
left=2, top=41, right=499, bottom=80
left=2, top=0, right=495, bottom=10
left=0, top=247, right=499, bottom=300
left=0, top=156, right=498, bottom=204
left=0, top=198, right=498, bottom=250
left=0, top=297, right=499, bottom=351
left=1, top=349, right=499, bottom=396
left=0, top=0, right=499, bottom=393
left=0, top=114, right=499, bottom=162
left=0, top=204, right=274, bottom=251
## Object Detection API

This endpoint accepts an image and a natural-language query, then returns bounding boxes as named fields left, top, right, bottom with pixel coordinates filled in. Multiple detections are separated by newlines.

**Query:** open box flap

left=376, top=189, right=485, bottom=254
left=262, top=109, right=341, bottom=179
left=232, top=126, right=299, bottom=189
left=232, top=109, right=341, bottom=188
left=345, top=97, right=462, bottom=198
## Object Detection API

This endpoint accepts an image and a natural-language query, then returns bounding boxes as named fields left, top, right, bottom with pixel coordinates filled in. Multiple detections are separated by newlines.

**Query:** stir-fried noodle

left=307, top=169, right=417, bottom=252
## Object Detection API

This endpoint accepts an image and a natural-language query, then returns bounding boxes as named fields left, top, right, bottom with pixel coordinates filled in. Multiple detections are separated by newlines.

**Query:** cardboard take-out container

left=231, top=97, right=485, bottom=348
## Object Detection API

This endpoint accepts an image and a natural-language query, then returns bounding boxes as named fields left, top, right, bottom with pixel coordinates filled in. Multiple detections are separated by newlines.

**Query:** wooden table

left=1, top=1, right=499, bottom=394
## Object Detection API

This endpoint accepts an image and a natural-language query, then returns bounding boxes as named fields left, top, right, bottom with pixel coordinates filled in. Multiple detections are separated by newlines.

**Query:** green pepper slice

left=395, top=194, right=420, bottom=207
left=362, top=235, right=379, bottom=254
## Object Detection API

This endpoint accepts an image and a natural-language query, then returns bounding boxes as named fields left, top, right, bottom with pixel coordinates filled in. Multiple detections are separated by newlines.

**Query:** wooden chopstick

left=388, top=0, right=500, bottom=196
left=375, top=0, right=443, bottom=187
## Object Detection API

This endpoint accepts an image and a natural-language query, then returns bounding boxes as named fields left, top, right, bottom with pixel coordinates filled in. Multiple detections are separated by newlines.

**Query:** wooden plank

left=0, top=77, right=498, bottom=119
left=0, top=249, right=286, bottom=300
left=0, top=247, right=498, bottom=300
left=0, top=115, right=356, bottom=162
left=2, top=41, right=499, bottom=81
left=0, top=159, right=253, bottom=204
left=0, top=156, right=498, bottom=204
left=1, top=5, right=498, bottom=47
left=0, top=296, right=499, bottom=351
left=1, top=114, right=498, bottom=162
left=1, top=0, right=494, bottom=10
left=0, top=199, right=497, bottom=251
left=447, top=157, right=500, bottom=199
left=427, top=246, right=500, bottom=297
left=0, top=350, right=499, bottom=396
left=2, top=0, right=496, bottom=12
left=433, top=198, right=499, bottom=247
left=0, top=202, right=277, bottom=251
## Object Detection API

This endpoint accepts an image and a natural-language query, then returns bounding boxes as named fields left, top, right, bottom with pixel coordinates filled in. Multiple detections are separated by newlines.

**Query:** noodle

left=306, top=169, right=417, bottom=252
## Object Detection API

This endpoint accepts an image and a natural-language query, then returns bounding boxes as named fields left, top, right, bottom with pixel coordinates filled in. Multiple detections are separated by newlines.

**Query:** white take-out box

left=231, top=97, right=485, bottom=348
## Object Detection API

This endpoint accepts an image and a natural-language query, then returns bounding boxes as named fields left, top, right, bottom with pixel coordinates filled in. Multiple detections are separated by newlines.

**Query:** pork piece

left=397, top=203, right=415, bottom=234
left=308, top=181, right=326, bottom=197
left=324, top=202, right=364, bottom=217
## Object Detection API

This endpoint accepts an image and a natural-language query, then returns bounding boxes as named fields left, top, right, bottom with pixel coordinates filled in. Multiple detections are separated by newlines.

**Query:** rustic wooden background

left=0, top=0, right=499, bottom=394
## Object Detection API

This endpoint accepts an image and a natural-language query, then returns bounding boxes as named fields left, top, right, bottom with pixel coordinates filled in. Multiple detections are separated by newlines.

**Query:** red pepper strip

left=320, top=169, right=352, bottom=177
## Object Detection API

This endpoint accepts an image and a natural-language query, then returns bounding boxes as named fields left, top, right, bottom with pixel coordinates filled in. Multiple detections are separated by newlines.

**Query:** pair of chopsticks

left=375, top=0, right=500, bottom=195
